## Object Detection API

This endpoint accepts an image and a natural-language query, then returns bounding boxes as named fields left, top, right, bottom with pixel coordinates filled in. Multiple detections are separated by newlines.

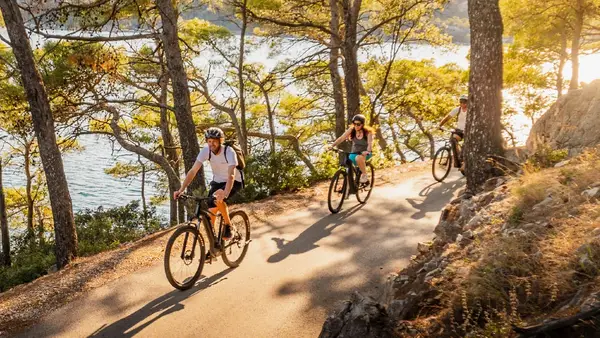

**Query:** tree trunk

left=36, top=206, right=45, bottom=245
left=465, top=0, right=505, bottom=194
left=406, top=109, right=435, bottom=158
left=156, top=0, right=205, bottom=196
left=389, top=125, right=407, bottom=163
left=371, top=114, right=390, bottom=158
left=261, top=83, right=277, bottom=154
left=329, top=0, right=346, bottom=138
left=237, top=0, right=250, bottom=154
left=557, top=28, right=567, bottom=97
left=342, top=0, right=362, bottom=122
left=158, top=66, right=181, bottom=225
left=24, top=143, right=34, bottom=236
left=0, top=0, right=78, bottom=268
left=0, top=160, right=10, bottom=267
left=138, top=156, right=148, bottom=227
left=570, top=0, right=583, bottom=91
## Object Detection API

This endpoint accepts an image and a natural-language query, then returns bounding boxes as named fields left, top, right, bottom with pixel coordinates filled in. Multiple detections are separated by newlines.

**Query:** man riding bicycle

left=174, top=127, right=242, bottom=240
left=438, top=94, right=468, bottom=171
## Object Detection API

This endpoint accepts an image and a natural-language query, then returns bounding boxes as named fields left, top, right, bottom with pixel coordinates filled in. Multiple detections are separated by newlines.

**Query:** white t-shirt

left=196, top=145, right=242, bottom=183
left=449, top=106, right=467, bottom=130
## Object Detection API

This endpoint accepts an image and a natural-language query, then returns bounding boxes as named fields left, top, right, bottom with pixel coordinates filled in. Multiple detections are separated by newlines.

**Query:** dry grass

left=427, top=148, right=600, bottom=337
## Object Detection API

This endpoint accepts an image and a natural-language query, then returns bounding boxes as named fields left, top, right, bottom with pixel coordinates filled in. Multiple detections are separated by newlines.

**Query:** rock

left=425, top=268, right=441, bottom=282
left=465, top=215, right=484, bottom=231
left=319, top=292, right=395, bottom=338
left=456, top=232, right=473, bottom=247
left=582, top=187, right=600, bottom=198
left=463, top=230, right=474, bottom=239
left=503, top=229, right=527, bottom=237
left=532, top=196, right=554, bottom=211
left=579, top=254, right=597, bottom=273
left=434, top=220, right=463, bottom=244
left=527, top=80, right=600, bottom=154
left=592, top=228, right=600, bottom=237
left=417, top=242, right=432, bottom=254
left=387, top=300, right=406, bottom=319
left=592, top=182, right=600, bottom=188
left=554, top=160, right=570, bottom=168
left=424, top=259, right=439, bottom=272
left=47, top=264, right=58, bottom=274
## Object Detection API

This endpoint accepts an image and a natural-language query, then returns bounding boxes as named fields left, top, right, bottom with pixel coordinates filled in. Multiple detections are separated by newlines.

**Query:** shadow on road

left=87, top=268, right=233, bottom=338
left=268, top=204, right=365, bottom=263
left=406, top=177, right=465, bottom=220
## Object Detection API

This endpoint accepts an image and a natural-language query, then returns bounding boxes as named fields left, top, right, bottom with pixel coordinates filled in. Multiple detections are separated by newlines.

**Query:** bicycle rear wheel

left=221, top=210, right=250, bottom=268
left=356, top=163, right=375, bottom=204
left=164, top=225, right=205, bottom=290
left=432, top=147, right=452, bottom=182
left=328, top=169, right=347, bottom=214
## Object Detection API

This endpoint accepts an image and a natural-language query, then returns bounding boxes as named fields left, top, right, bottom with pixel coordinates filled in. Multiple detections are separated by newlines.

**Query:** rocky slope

left=320, top=148, right=600, bottom=337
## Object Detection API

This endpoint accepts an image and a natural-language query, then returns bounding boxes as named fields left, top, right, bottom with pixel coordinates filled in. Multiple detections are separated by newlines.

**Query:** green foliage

left=75, top=201, right=162, bottom=256
left=525, top=146, right=569, bottom=171
left=233, top=149, right=309, bottom=202
left=0, top=235, right=55, bottom=292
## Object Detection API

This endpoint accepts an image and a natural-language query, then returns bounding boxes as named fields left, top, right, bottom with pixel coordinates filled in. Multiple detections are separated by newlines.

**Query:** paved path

left=20, top=171, right=464, bottom=338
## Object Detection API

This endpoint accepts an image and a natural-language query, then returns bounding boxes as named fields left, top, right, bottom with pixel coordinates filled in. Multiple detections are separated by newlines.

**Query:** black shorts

left=452, top=129, right=464, bottom=140
left=207, top=181, right=242, bottom=208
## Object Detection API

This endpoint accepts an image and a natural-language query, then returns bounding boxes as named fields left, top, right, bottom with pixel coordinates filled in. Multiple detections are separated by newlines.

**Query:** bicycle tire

left=432, top=147, right=452, bottom=182
left=221, top=210, right=251, bottom=268
left=356, top=163, right=375, bottom=204
left=328, top=169, right=347, bottom=214
left=164, top=225, right=206, bottom=290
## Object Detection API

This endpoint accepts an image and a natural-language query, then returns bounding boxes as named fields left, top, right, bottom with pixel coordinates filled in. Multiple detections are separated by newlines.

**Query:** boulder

left=527, top=80, right=600, bottom=154
left=319, top=292, right=394, bottom=338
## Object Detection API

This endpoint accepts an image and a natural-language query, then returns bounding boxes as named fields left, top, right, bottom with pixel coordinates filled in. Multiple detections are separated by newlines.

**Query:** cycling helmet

left=352, top=114, right=366, bottom=125
left=204, top=127, right=225, bottom=140
left=459, top=94, right=468, bottom=102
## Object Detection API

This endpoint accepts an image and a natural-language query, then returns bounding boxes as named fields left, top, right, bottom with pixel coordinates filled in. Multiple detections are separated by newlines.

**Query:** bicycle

left=327, top=148, right=375, bottom=214
left=432, top=128, right=465, bottom=182
left=164, top=194, right=250, bottom=290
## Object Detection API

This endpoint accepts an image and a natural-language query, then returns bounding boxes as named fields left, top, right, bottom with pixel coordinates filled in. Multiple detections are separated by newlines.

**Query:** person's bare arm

left=365, top=132, right=374, bottom=154
left=438, top=114, right=452, bottom=128
left=332, top=127, right=353, bottom=147
left=174, top=161, right=202, bottom=198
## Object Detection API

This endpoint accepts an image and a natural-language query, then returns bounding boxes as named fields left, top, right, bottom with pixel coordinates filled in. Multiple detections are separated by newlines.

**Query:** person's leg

left=207, top=182, right=221, bottom=225
left=450, top=134, right=461, bottom=167
left=356, top=154, right=369, bottom=182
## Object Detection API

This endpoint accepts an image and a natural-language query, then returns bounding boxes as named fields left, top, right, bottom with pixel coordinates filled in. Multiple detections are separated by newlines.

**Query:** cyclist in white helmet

left=438, top=95, right=468, bottom=170
left=174, top=127, right=242, bottom=240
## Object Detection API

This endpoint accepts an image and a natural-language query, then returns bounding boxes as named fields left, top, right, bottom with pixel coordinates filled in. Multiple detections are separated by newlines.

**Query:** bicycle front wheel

left=221, top=210, right=250, bottom=268
left=164, top=225, right=205, bottom=290
left=356, top=163, right=375, bottom=204
left=432, top=147, right=452, bottom=182
left=328, top=169, right=348, bottom=214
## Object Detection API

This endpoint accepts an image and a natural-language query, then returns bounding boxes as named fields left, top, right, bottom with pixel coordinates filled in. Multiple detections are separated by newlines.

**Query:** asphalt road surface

left=19, top=171, right=464, bottom=338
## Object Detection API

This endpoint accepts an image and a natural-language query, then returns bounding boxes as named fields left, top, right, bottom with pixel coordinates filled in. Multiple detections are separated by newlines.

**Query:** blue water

left=3, top=135, right=214, bottom=221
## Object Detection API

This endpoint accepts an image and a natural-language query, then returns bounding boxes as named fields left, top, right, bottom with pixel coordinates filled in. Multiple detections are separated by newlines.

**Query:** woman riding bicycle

left=330, top=114, right=374, bottom=183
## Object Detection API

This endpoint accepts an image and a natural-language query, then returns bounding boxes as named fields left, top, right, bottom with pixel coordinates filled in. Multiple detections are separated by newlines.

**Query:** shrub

left=525, top=145, right=568, bottom=171
left=233, top=149, right=310, bottom=202
left=75, top=201, right=162, bottom=256
left=0, top=235, right=55, bottom=292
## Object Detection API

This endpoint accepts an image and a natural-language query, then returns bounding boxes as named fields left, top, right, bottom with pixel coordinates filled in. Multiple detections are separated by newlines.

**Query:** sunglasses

left=353, top=122, right=363, bottom=126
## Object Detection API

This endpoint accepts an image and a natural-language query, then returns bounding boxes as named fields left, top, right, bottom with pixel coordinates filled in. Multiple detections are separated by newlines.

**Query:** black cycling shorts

left=453, top=129, right=464, bottom=139
left=207, top=180, right=242, bottom=208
